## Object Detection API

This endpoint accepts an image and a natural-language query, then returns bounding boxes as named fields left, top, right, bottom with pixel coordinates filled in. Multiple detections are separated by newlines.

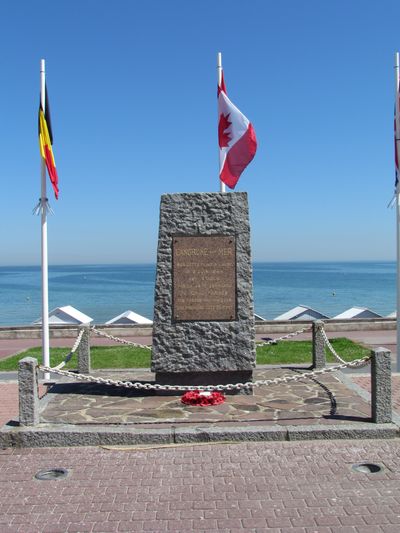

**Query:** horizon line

left=0, top=259, right=396, bottom=269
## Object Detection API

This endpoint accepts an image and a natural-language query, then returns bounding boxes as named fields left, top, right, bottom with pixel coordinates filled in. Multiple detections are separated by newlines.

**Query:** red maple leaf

left=218, top=113, right=232, bottom=148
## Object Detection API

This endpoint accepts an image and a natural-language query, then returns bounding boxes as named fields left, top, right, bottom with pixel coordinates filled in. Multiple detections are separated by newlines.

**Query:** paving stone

left=41, top=525, right=68, bottom=533
left=280, top=528, right=307, bottom=533
left=242, top=517, right=268, bottom=528
left=192, top=517, right=218, bottom=529
left=315, top=515, right=342, bottom=526
left=290, top=516, right=317, bottom=527
left=92, top=522, right=119, bottom=532
left=67, top=523, right=94, bottom=532
left=166, top=519, right=193, bottom=531
left=114, top=523, right=135, bottom=532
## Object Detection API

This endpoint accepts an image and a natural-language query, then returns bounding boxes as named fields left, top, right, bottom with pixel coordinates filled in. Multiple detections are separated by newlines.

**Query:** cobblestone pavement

left=1, top=439, right=400, bottom=532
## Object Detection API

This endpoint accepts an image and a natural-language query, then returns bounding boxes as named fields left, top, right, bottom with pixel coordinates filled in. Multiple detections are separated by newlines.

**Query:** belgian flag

left=38, top=85, right=59, bottom=199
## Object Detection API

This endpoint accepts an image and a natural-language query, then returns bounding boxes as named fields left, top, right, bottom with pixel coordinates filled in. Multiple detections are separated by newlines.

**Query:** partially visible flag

left=38, top=85, right=59, bottom=199
left=218, top=71, right=257, bottom=189
left=395, top=75, right=400, bottom=194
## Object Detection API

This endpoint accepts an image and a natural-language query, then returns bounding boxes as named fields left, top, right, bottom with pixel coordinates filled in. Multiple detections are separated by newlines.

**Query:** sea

left=0, top=262, right=396, bottom=326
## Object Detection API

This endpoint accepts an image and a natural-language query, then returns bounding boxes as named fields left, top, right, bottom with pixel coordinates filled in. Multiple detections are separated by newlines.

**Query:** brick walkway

left=0, top=384, right=47, bottom=427
left=1, top=439, right=400, bottom=532
left=351, top=375, right=400, bottom=415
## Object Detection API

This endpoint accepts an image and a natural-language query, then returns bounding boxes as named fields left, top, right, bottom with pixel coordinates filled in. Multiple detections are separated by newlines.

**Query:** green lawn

left=256, top=337, right=370, bottom=365
left=0, top=338, right=370, bottom=371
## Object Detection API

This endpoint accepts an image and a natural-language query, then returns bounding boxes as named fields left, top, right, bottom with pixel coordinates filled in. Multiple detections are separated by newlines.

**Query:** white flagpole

left=395, top=52, right=400, bottom=372
left=40, top=59, right=50, bottom=380
left=217, top=52, right=226, bottom=193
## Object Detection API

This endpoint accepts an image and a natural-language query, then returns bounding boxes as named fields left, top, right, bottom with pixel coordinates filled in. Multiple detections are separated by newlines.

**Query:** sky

left=1, top=0, right=400, bottom=265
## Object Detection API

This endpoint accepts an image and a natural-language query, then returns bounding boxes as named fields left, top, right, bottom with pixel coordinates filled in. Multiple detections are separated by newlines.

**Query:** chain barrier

left=39, top=353, right=371, bottom=392
left=256, top=325, right=312, bottom=347
left=39, top=322, right=371, bottom=392
left=91, top=326, right=152, bottom=350
left=319, top=325, right=348, bottom=364
left=91, top=324, right=311, bottom=351
left=52, top=327, right=86, bottom=370
left=91, top=326, right=312, bottom=350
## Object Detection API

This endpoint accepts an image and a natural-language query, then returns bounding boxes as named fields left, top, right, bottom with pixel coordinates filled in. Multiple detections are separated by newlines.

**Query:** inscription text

left=173, top=235, right=236, bottom=321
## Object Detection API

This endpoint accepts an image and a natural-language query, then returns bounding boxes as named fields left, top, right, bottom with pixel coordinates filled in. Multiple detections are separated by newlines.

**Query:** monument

left=151, top=192, right=256, bottom=391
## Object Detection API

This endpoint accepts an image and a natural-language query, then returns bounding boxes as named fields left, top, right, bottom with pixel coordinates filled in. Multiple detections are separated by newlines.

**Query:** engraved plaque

left=173, top=235, right=236, bottom=321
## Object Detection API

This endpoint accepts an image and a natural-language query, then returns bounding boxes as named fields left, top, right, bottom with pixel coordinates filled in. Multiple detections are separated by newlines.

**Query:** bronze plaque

left=173, top=235, right=236, bottom=321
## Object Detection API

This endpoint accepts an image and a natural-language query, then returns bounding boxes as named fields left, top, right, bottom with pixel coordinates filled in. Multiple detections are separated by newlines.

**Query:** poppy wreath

left=181, top=390, right=226, bottom=406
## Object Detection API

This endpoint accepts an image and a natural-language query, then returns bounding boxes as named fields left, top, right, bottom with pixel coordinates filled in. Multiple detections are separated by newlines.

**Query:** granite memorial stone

left=152, top=192, right=255, bottom=390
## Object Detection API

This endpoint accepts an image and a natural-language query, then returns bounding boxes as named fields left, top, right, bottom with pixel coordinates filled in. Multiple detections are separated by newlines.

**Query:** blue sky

left=1, top=0, right=399, bottom=265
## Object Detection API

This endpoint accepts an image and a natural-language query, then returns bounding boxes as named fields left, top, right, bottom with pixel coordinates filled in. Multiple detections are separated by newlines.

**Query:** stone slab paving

left=1, top=439, right=400, bottom=532
left=35, top=368, right=374, bottom=429
left=4, top=369, right=400, bottom=438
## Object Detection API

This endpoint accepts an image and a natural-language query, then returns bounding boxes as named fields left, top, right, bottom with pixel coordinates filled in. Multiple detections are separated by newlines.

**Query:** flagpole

left=395, top=51, right=400, bottom=372
left=40, top=59, right=50, bottom=380
left=217, top=52, right=226, bottom=193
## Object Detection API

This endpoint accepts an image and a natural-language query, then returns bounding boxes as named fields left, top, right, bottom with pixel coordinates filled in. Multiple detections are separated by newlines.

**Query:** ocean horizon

left=0, top=261, right=396, bottom=326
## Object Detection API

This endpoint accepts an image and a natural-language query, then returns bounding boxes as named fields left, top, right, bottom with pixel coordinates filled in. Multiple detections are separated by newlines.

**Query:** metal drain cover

left=35, top=468, right=69, bottom=480
left=351, top=463, right=382, bottom=474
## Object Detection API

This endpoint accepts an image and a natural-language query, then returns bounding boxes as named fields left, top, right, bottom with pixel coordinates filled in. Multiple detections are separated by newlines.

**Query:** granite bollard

left=18, top=357, right=39, bottom=426
left=371, top=347, right=392, bottom=424
left=77, top=326, right=91, bottom=374
left=312, top=320, right=326, bottom=369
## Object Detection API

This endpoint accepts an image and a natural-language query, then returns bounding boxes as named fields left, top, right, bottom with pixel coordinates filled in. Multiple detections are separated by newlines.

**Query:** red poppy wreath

left=181, top=390, right=225, bottom=406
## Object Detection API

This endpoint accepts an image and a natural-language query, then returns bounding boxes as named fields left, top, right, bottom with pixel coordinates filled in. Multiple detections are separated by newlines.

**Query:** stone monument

left=151, top=192, right=255, bottom=390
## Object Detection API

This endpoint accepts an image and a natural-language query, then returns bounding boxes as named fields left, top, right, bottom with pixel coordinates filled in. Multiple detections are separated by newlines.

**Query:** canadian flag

left=218, top=71, right=257, bottom=189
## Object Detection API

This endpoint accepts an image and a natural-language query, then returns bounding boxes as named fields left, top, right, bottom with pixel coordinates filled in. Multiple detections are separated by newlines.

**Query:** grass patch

left=0, top=337, right=370, bottom=372
left=0, top=346, right=151, bottom=371
left=256, top=337, right=370, bottom=365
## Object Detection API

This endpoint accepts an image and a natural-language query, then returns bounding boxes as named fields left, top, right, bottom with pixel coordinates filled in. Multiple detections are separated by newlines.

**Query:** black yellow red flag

left=38, top=85, right=59, bottom=199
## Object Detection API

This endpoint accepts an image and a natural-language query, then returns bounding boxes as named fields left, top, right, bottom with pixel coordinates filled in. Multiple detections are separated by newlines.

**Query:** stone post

left=312, top=320, right=326, bottom=369
left=18, top=357, right=39, bottom=426
left=77, top=326, right=91, bottom=374
left=371, top=347, right=392, bottom=423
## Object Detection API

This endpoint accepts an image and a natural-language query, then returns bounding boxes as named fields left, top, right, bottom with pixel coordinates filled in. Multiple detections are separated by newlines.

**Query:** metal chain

left=39, top=354, right=371, bottom=393
left=52, top=327, right=86, bottom=370
left=320, top=326, right=347, bottom=364
left=72, top=328, right=86, bottom=352
left=91, top=326, right=152, bottom=350
left=91, top=325, right=311, bottom=351
left=40, top=321, right=371, bottom=392
left=257, top=325, right=312, bottom=347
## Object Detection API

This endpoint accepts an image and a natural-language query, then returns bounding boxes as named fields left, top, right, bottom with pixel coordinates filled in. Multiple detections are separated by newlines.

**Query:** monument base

left=155, top=370, right=253, bottom=395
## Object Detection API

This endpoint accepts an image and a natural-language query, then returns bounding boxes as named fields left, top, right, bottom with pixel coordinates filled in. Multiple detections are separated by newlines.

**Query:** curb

left=1, top=422, right=399, bottom=448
